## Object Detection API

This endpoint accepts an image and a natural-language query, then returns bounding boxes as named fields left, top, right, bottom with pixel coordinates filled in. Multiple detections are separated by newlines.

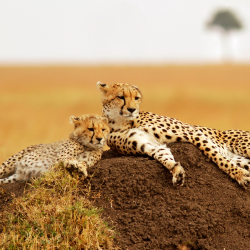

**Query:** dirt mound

left=1, top=143, right=250, bottom=249
left=82, top=143, right=250, bottom=250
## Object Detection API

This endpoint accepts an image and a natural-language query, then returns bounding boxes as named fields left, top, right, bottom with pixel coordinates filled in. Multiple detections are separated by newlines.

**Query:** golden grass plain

left=1, top=65, right=250, bottom=163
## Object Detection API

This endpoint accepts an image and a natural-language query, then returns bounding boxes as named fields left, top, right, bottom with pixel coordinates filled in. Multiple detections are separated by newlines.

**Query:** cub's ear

left=101, top=117, right=109, bottom=124
left=97, top=81, right=109, bottom=94
left=70, top=116, right=81, bottom=128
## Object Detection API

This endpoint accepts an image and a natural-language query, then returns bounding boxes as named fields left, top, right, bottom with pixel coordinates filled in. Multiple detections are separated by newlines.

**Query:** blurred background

left=1, top=0, right=250, bottom=162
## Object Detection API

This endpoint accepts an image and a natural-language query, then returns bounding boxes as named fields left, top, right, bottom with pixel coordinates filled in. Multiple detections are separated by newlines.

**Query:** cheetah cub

left=0, top=114, right=109, bottom=184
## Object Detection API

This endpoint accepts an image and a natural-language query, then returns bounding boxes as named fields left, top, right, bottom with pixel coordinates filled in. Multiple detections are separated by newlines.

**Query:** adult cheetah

left=0, top=114, right=109, bottom=183
left=97, top=81, right=250, bottom=188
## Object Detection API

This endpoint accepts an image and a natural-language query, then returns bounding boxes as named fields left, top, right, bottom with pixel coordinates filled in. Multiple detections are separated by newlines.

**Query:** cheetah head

left=97, top=82, right=142, bottom=121
left=69, top=114, right=109, bottom=149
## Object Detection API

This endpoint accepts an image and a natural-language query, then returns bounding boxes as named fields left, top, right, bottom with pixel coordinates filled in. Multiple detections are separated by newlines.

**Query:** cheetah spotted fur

left=97, top=81, right=250, bottom=188
left=0, top=114, right=109, bottom=184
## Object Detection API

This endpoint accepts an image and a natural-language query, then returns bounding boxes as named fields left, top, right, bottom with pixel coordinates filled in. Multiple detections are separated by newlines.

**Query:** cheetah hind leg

left=227, top=151, right=250, bottom=171
left=63, top=159, right=88, bottom=177
left=0, top=173, right=21, bottom=184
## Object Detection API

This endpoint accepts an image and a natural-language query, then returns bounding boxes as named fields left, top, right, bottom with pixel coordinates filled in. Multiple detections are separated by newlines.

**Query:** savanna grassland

left=1, top=65, right=250, bottom=163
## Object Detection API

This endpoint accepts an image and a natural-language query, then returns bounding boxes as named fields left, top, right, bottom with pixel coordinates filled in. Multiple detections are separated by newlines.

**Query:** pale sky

left=0, top=0, right=250, bottom=64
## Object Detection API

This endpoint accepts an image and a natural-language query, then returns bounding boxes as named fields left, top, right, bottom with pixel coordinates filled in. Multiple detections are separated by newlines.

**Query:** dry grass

left=0, top=64, right=250, bottom=163
left=0, top=166, right=117, bottom=249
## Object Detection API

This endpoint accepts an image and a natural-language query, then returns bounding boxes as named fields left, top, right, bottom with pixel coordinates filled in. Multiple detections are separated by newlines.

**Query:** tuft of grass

left=0, top=165, right=117, bottom=250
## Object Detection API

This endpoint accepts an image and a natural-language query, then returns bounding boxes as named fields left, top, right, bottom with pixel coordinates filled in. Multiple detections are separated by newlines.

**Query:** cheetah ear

left=70, top=116, right=81, bottom=128
left=131, top=85, right=143, bottom=99
left=101, top=117, right=109, bottom=124
left=97, top=81, right=109, bottom=94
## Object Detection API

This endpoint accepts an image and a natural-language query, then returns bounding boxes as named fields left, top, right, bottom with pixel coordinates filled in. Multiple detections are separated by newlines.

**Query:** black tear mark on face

left=90, top=129, right=95, bottom=143
left=119, top=92, right=126, bottom=116
left=89, top=121, right=95, bottom=143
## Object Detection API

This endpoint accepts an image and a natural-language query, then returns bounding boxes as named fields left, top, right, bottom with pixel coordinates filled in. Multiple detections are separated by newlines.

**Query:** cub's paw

left=63, top=159, right=79, bottom=169
left=63, top=159, right=88, bottom=177
left=171, top=162, right=185, bottom=186
left=77, top=162, right=88, bottom=177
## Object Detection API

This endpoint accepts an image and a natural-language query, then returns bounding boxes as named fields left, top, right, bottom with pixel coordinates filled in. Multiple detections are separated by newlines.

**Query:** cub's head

left=97, top=82, right=142, bottom=121
left=69, top=114, right=109, bottom=149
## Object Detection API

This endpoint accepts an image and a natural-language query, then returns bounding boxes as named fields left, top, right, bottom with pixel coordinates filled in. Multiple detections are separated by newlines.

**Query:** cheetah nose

left=96, top=137, right=102, bottom=142
left=127, top=108, right=136, bottom=113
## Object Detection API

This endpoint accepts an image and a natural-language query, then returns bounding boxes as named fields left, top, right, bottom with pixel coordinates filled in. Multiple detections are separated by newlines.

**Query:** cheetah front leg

left=60, top=148, right=103, bottom=177
left=62, top=159, right=88, bottom=177
left=108, top=129, right=185, bottom=186
left=144, top=142, right=185, bottom=186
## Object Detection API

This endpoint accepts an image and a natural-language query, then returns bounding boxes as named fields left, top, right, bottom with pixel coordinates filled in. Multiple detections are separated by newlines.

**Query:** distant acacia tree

left=207, top=9, right=243, bottom=62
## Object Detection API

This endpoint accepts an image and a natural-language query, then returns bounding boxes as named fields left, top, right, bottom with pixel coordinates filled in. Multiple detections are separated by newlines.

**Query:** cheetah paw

left=63, top=159, right=88, bottom=177
left=63, top=159, right=78, bottom=168
left=236, top=170, right=250, bottom=189
left=77, top=162, right=88, bottom=177
left=171, top=162, right=185, bottom=186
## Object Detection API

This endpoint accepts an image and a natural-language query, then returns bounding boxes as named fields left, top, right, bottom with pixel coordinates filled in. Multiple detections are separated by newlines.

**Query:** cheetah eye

left=102, top=129, right=105, bottom=131
left=135, top=97, right=140, bottom=100
left=88, top=128, right=94, bottom=131
left=117, top=96, right=125, bottom=100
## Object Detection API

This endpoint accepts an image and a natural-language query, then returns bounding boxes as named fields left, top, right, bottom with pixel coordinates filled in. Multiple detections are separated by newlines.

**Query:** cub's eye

left=88, top=128, right=94, bottom=131
left=135, top=97, right=140, bottom=100
left=117, top=96, right=125, bottom=100
left=102, top=129, right=105, bottom=131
